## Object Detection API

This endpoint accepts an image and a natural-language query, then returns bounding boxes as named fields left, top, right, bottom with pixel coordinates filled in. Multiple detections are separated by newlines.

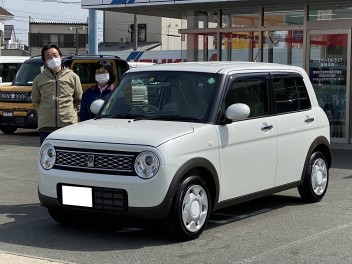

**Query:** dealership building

left=83, top=0, right=352, bottom=144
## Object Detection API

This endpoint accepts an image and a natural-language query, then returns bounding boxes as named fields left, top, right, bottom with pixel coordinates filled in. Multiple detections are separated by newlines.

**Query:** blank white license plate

left=62, top=185, right=93, bottom=207
left=3, top=111, right=13, bottom=117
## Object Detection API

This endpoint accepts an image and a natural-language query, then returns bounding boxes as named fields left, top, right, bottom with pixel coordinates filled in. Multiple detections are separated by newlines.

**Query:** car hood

left=0, top=85, right=31, bottom=92
left=47, top=118, right=198, bottom=147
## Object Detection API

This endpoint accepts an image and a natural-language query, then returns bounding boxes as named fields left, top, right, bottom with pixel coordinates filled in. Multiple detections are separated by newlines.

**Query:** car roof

left=128, top=61, right=305, bottom=75
left=62, top=54, right=125, bottom=61
left=0, top=56, right=30, bottom=63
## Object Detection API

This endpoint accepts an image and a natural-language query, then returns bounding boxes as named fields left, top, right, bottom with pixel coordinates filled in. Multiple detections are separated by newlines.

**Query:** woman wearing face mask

left=79, top=60, right=116, bottom=121
left=32, top=44, right=83, bottom=145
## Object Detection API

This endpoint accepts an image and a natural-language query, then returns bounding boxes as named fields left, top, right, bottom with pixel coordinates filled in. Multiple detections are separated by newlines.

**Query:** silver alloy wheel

left=182, top=184, right=209, bottom=232
left=311, top=157, right=328, bottom=195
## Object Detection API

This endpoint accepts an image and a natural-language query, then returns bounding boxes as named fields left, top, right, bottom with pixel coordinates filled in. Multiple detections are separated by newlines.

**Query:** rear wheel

left=166, top=175, right=211, bottom=241
left=298, top=151, right=329, bottom=203
left=0, top=126, right=17, bottom=134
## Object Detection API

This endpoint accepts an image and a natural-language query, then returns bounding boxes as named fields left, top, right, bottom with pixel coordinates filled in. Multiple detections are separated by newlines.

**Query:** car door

left=271, top=72, right=318, bottom=186
left=216, top=73, right=278, bottom=202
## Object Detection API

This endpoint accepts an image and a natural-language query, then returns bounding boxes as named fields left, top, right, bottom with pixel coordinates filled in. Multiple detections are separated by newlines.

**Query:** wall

left=29, top=23, right=88, bottom=56
left=104, top=12, right=162, bottom=43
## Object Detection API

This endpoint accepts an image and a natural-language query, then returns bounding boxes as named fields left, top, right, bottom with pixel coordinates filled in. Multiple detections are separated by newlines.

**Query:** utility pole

left=133, top=14, right=138, bottom=51
left=88, top=9, right=98, bottom=54
left=75, top=27, right=79, bottom=54
left=69, top=26, right=87, bottom=54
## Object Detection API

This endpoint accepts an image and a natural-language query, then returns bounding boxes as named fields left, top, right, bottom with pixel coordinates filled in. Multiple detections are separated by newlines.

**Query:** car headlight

left=134, top=151, right=160, bottom=179
left=40, top=144, right=56, bottom=170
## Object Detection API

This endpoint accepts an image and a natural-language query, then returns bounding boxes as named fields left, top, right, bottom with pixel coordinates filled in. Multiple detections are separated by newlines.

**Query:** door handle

left=304, top=116, right=315, bottom=123
left=261, top=123, right=273, bottom=131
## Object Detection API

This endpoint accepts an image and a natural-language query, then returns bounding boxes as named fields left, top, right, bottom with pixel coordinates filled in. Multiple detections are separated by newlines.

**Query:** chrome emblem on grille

left=87, top=155, right=94, bottom=167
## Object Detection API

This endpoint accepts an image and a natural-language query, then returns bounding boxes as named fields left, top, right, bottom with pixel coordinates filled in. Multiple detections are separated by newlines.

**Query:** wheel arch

left=167, top=158, right=220, bottom=211
left=301, top=136, right=331, bottom=181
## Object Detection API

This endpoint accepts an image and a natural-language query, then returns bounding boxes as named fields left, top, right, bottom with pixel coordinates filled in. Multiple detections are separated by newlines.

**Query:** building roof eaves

left=29, top=22, right=88, bottom=25
left=0, top=7, right=14, bottom=18
left=98, top=42, right=161, bottom=52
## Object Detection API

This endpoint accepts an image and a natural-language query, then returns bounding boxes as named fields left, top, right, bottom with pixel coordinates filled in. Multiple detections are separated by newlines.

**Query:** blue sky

left=2, top=0, right=103, bottom=45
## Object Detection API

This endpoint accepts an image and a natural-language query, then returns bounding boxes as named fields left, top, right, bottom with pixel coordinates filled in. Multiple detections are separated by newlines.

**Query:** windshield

left=99, top=71, right=219, bottom=122
left=13, top=61, right=45, bottom=86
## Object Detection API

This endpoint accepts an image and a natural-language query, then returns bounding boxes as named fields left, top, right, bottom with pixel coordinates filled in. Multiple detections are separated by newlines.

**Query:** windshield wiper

left=133, top=114, right=201, bottom=121
left=97, top=113, right=143, bottom=119
left=98, top=113, right=201, bottom=122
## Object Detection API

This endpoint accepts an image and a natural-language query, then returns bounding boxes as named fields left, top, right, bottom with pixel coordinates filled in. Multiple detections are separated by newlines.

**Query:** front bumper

left=0, top=109, right=38, bottom=128
left=39, top=188, right=173, bottom=221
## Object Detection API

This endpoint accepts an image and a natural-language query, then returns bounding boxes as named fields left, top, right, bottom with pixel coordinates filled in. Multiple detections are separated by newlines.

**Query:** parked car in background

left=0, top=56, right=29, bottom=86
left=0, top=55, right=129, bottom=134
left=38, top=62, right=331, bottom=241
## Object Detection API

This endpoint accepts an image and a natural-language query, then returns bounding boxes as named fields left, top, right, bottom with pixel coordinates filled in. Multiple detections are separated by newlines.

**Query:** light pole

left=69, top=26, right=87, bottom=54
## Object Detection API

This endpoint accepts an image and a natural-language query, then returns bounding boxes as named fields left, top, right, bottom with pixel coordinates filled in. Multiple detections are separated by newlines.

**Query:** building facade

left=82, top=0, right=352, bottom=144
left=104, top=11, right=182, bottom=50
left=0, top=6, right=14, bottom=56
left=29, top=22, right=88, bottom=56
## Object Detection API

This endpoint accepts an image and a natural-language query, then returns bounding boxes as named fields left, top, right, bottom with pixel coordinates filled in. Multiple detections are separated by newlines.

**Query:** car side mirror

left=225, top=103, right=250, bottom=121
left=90, top=99, right=105, bottom=115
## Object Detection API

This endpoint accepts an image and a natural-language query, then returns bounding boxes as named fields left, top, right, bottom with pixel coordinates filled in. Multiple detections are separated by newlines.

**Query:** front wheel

left=0, top=126, right=17, bottom=134
left=166, top=176, right=211, bottom=241
left=298, top=151, right=329, bottom=203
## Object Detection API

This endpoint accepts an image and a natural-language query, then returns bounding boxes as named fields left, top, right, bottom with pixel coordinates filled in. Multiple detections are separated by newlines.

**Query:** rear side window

left=225, top=76, right=269, bottom=118
left=272, top=75, right=311, bottom=114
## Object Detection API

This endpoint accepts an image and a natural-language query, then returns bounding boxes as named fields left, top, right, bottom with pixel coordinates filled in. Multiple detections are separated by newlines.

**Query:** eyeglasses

left=44, top=53, right=60, bottom=61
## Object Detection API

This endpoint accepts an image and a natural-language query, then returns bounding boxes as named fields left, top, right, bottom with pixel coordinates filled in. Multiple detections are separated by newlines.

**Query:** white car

left=128, top=61, right=155, bottom=69
left=38, top=62, right=331, bottom=240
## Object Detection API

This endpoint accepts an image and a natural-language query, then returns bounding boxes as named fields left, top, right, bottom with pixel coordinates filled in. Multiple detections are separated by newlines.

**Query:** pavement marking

left=0, top=252, right=74, bottom=264
left=233, top=221, right=352, bottom=263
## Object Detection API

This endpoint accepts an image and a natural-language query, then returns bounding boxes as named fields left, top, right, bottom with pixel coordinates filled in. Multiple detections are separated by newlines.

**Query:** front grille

left=94, top=187, right=128, bottom=211
left=0, top=92, right=30, bottom=102
left=1, top=116, right=28, bottom=125
left=54, top=147, right=137, bottom=175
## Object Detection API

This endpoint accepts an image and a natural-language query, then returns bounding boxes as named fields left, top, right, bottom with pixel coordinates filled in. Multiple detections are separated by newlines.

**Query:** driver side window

left=225, top=77, right=269, bottom=118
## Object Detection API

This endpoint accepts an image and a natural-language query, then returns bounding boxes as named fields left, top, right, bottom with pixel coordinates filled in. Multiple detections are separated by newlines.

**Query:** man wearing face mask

left=32, top=44, right=83, bottom=144
left=79, top=60, right=116, bottom=121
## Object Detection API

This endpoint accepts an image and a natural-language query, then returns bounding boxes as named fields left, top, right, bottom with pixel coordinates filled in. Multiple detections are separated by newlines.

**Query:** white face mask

left=47, top=57, right=61, bottom=70
left=95, top=73, right=110, bottom=85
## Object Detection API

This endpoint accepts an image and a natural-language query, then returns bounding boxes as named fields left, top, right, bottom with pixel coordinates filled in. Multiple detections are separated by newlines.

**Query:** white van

left=0, top=56, right=29, bottom=86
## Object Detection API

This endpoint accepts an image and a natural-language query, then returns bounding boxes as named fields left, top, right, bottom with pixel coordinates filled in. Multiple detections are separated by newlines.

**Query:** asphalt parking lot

left=1, top=129, right=352, bottom=264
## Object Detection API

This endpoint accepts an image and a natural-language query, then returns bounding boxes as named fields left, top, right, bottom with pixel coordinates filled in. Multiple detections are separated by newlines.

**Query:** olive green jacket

left=32, top=67, right=83, bottom=129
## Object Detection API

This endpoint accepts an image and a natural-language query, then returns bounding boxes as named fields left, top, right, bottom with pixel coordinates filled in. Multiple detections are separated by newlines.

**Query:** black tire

left=298, top=151, right=329, bottom=203
left=165, top=175, right=211, bottom=241
left=0, top=126, right=17, bottom=134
